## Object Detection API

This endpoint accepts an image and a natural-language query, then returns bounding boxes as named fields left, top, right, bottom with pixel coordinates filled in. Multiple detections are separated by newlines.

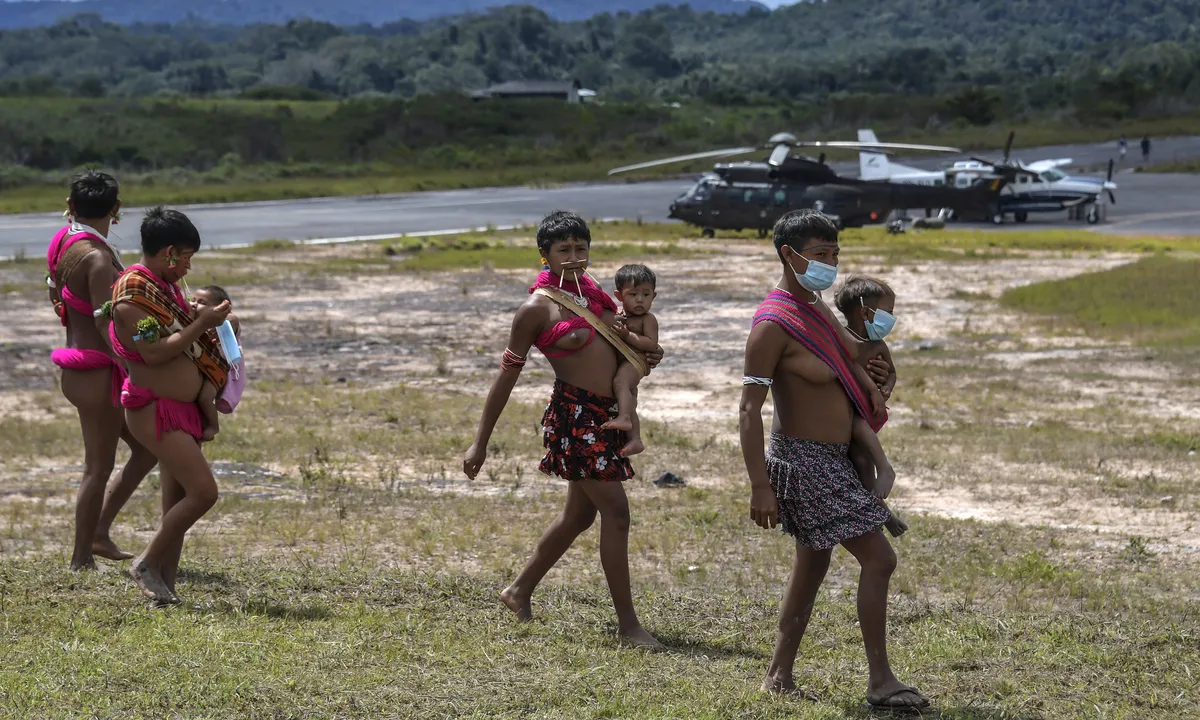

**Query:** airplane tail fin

left=858, top=128, right=890, bottom=180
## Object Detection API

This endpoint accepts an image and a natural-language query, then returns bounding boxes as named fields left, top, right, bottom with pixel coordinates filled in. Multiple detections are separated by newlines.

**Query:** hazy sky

left=11, top=0, right=806, bottom=4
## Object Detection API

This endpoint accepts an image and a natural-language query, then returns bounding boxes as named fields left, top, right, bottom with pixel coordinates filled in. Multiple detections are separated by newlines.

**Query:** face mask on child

left=862, top=297, right=897, bottom=340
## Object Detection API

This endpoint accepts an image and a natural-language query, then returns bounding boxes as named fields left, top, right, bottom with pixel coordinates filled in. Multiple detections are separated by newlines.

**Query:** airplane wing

left=1024, top=158, right=1072, bottom=173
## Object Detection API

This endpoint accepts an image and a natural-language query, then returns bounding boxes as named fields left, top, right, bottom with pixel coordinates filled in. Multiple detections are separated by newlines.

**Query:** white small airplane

left=857, top=129, right=1118, bottom=224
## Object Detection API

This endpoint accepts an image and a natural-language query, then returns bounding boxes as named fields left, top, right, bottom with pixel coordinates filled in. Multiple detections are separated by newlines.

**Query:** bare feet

left=619, top=438, right=646, bottom=457
left=131, top=558, right=178, bottom=604
left=874, top=463, right=896, bottom=499
left=601, top=414, right=634, bottom=433
left=619, top=625, right=665, bottom=651
left=69, top=558, right=97, bottom=572
left=500, top=586, right=532, bottom=622
left=92, top=537, right=134, bottom=561
left=761, top=675, right=818, bottom=701
left=884, top=513, right=909, bottom=538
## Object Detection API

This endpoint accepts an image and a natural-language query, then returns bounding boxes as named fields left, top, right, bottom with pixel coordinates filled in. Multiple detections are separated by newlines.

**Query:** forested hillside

left=1, top=0, right=1198, bottom=210
left=0, top=0, right=764, bottom=28
left=0, top=1, right=1197, bottom=120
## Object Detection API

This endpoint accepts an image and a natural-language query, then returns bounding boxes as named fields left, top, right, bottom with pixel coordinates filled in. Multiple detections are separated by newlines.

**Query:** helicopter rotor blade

left=794, top=141, right=961, bottom=153
left=1107, top=158, right=1115, bottom=182
left=1003, top=130, right=1016, bottom=164
left=607, top=147, right=758, bottom=175
left=1108, top=190, right=1116, bottom=205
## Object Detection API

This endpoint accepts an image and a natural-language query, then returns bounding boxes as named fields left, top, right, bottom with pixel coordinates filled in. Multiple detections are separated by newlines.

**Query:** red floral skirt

left=539, top=379, right=634, bottom=482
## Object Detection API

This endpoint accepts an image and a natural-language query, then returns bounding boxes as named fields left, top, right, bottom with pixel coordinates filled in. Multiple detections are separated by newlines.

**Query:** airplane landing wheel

left=991, top=213, right=1005, bottom=225
left=1086, top=206, right=1100, bottom=224
left=701, top=227, right=715, bottom=238
left=1014, top=211, right=1028, bottom=223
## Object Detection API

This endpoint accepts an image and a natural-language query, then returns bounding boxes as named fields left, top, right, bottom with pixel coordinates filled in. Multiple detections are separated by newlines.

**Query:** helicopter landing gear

left=757, top=228, right=769, bottom=239
left=701, top=227, right=715, bottom=238
left=1014, top=211, right=1028, bottom=223
left=991, top=212, right=1005, bottom=225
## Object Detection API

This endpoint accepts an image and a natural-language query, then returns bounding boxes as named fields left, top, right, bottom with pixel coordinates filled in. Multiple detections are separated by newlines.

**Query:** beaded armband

left=501, top=348, right=526, bottom=372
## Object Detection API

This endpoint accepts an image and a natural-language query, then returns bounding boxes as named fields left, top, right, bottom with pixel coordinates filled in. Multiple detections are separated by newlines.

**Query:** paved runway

left=3, top=136, right=1199, bottom=258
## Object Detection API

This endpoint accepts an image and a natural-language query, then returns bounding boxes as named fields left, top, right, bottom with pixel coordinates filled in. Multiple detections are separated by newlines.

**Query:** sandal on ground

left=865, top=685, right=930, bottom=713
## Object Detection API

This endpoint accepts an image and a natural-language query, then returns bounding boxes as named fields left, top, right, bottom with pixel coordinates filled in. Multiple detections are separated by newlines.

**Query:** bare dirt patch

left=2, top=235, right=1196, bottom=551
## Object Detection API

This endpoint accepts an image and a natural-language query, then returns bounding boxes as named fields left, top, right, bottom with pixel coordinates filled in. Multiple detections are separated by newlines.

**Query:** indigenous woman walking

left=109, top=207, right=231, bottom=604
left=47, top=171, right=157, bottom=570
left=463, top=211, right=664, bottom=649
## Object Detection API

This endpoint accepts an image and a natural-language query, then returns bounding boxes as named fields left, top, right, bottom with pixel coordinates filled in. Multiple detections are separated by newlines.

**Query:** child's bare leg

left=851, top=415, right=894, bottom=497
left=198, top=381, right=219, bottom=442
left=602, top=362, right=640, bottom=434
left=882, top=508, right=908, bottom=538
left=851, top=427, right=906, bottom=538
left=621, top=408, right=644, bottom=457
left=849, top=441, right=875, bottom=490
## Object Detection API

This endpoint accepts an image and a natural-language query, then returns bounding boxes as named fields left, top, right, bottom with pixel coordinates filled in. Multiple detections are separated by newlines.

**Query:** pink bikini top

left=528, top=270, right=617, bottom=359
left=536, top=316, right=595, bottom=358
left=46, top=225, right=120, bottom=322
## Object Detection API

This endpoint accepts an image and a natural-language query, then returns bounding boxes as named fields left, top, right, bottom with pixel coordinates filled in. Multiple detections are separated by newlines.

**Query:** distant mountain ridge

left=0, top=0, right=768, bottom=28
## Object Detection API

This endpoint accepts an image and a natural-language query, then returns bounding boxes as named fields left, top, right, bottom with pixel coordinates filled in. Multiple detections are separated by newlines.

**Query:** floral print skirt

left=539, top=379, right=635, bottom=482
left=766, top=433, right=889, bottom=550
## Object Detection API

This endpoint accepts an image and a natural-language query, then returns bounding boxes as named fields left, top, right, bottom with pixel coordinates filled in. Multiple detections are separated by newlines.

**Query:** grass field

left=1, top=224, right=1198, bottom=718
left=1002, top=255, right=1200, bottom=345
left=1146, top=158, right=1200, bottom=173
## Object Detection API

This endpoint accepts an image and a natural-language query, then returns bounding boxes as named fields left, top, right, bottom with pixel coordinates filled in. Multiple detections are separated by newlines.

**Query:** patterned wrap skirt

left=766, top=433, right=890, bottom=550
left=539, top=379, right=635, bottom=482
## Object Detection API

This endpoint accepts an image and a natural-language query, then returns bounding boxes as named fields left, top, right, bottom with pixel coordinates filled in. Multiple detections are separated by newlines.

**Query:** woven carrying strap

left=534, top=287, right=649, bottom=377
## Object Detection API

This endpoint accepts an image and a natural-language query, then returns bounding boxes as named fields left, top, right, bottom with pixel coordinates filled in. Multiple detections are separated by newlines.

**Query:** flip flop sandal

left=865, top=686, right=931, bottom=714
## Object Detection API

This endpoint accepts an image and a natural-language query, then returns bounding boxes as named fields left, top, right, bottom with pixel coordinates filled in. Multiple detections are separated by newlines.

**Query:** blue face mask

left=864, top=301, right=897, bottom=341
left=791, top=255, right=837, bottom=291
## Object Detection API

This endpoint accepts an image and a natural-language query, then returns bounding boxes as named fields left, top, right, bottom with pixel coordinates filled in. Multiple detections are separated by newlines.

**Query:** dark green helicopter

left=608, top=133, right=1013, bottom=236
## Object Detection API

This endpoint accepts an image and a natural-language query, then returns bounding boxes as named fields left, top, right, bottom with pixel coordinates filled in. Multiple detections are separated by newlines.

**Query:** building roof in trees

left=470, top=80, right=581, bottom=98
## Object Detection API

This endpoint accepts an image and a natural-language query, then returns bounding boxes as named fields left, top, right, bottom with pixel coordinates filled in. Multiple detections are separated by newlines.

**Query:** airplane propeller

left=967, top=130, right=1039, bottom=179
left=1106, top=158, right=1116, bottom=204
left=607, top=133, right=961, bottom=175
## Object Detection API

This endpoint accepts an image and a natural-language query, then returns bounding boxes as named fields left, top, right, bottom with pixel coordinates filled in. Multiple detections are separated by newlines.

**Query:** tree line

left=0, top=1, right=1196, bottom=122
